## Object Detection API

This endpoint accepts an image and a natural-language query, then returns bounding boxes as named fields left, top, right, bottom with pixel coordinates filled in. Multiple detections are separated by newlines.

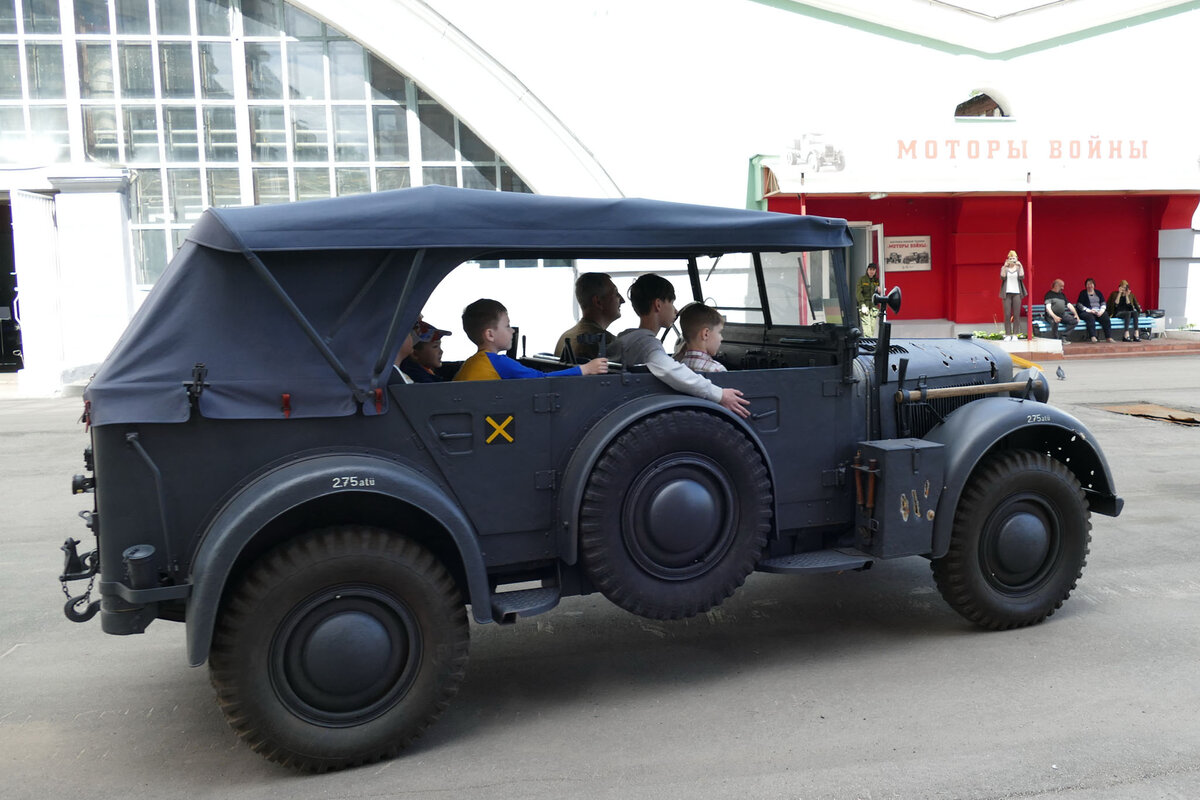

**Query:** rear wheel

left=209, top=526, right=469, bottom=772
left=931, top=450, right=1090, bottom=630
left=580, top=410, right=772, bottom=620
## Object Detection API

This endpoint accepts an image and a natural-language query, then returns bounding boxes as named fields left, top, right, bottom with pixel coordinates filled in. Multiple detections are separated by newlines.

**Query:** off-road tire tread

left=208, top=526, right=469, bottom=773
left=931, top=450, right=1091, bottom=631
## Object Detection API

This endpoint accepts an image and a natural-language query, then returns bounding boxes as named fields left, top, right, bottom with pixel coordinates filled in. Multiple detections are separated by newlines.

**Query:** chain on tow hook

left=60, top=535, right=100, bottom=623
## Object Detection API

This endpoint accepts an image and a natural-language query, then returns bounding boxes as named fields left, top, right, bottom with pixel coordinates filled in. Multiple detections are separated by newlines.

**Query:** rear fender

left=924, top=397, right=1121, bottom=559
left=556, top=395, right=776, bottom=565
left=186, top=453, right=489, bottom=667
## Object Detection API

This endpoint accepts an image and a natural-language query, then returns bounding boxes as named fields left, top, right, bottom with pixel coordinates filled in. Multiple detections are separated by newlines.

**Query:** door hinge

left=533, top=393, right=561, bottom=414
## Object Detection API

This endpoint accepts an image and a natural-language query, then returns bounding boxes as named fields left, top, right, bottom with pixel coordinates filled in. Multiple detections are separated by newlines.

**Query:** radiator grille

left=899, top=381, right=988, bottom=438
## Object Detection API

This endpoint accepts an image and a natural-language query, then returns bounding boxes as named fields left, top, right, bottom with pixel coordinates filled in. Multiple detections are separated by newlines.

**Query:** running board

left=756, top=549, right=874, bottom=575
left=491, top=586, right=561, bottom=623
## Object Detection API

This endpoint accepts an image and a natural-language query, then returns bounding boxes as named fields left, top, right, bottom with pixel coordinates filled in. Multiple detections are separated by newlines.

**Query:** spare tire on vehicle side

left=580, top=410, right=773, bottom=620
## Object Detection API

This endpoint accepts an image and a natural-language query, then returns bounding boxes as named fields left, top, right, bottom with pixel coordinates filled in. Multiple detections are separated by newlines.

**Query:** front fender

left=556, top=394, right=777, bottom=565
left=924, top=397, right=1122, bottom=559
left=185, top=453, right=490, bottom=667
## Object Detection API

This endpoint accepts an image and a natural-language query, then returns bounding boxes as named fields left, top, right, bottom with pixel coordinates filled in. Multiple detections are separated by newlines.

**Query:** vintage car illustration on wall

left=785, top=134, right=846, bottom=171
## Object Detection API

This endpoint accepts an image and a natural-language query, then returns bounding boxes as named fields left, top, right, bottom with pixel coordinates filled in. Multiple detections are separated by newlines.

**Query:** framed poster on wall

left=883, top=236, right=931, bottom=272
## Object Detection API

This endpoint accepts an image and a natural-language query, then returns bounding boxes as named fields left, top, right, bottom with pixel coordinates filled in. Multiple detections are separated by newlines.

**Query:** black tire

left=580, top=410, right=773, bottom=620
left=209, top=526, right=469, bottom=772
left=931, top=450, right=1090, bottom=630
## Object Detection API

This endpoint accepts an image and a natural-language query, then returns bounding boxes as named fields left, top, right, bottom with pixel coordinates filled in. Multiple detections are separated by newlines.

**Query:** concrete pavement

left=2, top=356, right=1199, bottom=799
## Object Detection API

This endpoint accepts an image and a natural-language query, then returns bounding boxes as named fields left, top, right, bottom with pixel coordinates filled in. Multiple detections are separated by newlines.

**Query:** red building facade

left=767, top=192, right=1198, bottom=322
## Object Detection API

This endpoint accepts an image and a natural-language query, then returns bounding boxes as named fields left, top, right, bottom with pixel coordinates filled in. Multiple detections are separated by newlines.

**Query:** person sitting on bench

left=1107, top=279, right=1143, bottom=342
left=1076, top=278, right=1113, bottom=343
left=1043, top=279, right=1078, bottom=342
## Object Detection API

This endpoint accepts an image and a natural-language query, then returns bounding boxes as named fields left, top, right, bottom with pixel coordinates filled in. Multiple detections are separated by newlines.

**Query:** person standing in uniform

left=856, top=263, right=880, bottom=337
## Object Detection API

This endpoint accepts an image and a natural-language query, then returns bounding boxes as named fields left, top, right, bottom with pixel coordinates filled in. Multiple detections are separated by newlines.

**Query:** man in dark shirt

left=554, top=272, right=624, bottom=361
left=1043, top=279, right=1078, bottom=342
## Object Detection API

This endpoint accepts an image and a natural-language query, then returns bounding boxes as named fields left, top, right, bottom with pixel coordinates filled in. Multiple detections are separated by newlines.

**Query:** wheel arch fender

left=924, top=397, right=1121, bottom=559
left=186, top=453, right=490, bottom=667
left=557, top=395, right=776, bottom=566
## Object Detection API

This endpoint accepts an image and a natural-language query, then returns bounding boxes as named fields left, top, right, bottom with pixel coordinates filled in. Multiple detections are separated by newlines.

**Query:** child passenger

left=452, top=298, right=607, bottom=381
left=610, top=274, right=749, bottom=418
left=675, top=302, right=727, bottom=373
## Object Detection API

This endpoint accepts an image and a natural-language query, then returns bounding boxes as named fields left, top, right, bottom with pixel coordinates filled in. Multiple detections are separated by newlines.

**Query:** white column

left=1158, top=228, right=1200, bottom=330
left=49, top=174, right=136, bottom=383
left=13, top=171, right=133, bottom=395
left=11, top=189, right=65, bottom=396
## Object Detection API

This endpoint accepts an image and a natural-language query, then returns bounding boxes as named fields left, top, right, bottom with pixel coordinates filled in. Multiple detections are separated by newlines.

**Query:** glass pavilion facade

left=1, top=0, right=530, bottom=284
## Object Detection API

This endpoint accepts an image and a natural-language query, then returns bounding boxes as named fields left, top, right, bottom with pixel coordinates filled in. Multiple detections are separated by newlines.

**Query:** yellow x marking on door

left=485, top=415, right=514, bottom=444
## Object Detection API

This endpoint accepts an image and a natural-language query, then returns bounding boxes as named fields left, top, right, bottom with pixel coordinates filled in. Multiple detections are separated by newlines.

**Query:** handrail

left=895, top=380, right=1029, bottom=403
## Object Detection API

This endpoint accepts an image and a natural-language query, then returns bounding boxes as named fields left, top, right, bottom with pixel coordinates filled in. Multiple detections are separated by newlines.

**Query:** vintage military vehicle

left=60, top=186, right=1121, bottom=771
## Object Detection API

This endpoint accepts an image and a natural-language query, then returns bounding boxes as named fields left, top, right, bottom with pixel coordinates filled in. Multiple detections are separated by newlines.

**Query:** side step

left=490, top=586, right=561, bottom=623
left=756, top=548, right=874, bottom=575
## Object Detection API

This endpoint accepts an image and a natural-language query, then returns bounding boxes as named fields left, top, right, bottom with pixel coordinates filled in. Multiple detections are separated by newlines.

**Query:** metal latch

left=184, top=362, right=209, bottom=402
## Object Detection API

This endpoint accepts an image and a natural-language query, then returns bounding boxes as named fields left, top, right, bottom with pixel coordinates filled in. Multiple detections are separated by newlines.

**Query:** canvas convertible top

left=86, top=186, right=853, bottom=426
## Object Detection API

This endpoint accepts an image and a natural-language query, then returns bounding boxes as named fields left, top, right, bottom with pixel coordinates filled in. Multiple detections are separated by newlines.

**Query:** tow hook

left=60, top=537, right=100, bottom=623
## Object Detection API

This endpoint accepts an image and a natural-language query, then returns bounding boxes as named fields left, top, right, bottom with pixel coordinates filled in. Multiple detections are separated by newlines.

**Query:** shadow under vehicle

left=59, top=186, right=1122, bottom=771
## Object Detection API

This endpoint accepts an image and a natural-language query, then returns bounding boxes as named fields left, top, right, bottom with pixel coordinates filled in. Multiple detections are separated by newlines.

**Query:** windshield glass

left=693, top=253, right=762, bottom=324
left=697, top=250, right=844, bottom=326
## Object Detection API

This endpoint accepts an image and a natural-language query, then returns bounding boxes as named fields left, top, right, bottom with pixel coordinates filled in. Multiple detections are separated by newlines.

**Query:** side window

left=692, top=253, right=765, bottom=325
left=760, top=251, right=843, bottom=326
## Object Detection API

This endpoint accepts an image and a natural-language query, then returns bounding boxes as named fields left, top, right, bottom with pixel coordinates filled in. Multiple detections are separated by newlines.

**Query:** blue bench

left=1025, top=303, right=1157, bottom=341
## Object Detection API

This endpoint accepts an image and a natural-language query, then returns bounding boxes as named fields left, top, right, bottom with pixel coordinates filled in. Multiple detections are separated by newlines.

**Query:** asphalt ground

left=2, top=356, right=1199, bottom=800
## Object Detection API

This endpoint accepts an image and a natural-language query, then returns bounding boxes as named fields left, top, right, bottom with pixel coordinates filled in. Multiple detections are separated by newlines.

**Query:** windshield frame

left=685, top=247, right=852, bottom=332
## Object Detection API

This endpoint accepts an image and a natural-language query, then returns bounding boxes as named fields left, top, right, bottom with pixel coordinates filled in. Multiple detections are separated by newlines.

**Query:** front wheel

left=209, top=526, right=469, bottom=772
left=931, top=450, right=1090, bottom=630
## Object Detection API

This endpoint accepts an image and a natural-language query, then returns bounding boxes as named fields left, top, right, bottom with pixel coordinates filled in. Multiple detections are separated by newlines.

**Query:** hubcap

left=980, top=494, right=1060, bottom=593
left=622, top=454, right=736, bottom=580
left=271, top=586, right=420, bottom=726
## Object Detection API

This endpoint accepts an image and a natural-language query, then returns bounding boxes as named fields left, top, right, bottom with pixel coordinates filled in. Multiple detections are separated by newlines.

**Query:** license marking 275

left=1026, top=414, right=1051, bottom=423
left=332, top=476, right=375, bottom=488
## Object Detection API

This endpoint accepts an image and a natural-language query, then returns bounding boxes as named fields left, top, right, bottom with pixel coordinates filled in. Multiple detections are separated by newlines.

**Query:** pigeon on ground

left=1056, top=365, right=1066, bottom=381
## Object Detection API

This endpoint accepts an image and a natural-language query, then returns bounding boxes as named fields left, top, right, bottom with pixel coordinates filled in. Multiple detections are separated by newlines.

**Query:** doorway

left=848, top=223, right=884, bottom=288
left=1, top=202, right=23, bottom=372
